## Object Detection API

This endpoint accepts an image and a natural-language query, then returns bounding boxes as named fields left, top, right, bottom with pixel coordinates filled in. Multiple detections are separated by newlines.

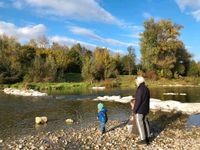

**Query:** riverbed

left=0, top=86, right=200, bottom=140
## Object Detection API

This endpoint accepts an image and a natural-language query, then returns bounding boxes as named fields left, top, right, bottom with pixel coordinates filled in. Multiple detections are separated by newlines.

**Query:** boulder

left=94, top=96, right=200, bottom=115
left=3, top=88, right=47, bottom=97
left=35, top=116, right=48, bottom=124
left=91, top=87, right=106, bottom=90
left=65, top=119, right=74, bottom=123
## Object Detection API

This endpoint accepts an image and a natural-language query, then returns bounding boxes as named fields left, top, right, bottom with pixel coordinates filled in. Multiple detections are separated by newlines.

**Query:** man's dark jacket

left=133, top=82, right=150, bottom=115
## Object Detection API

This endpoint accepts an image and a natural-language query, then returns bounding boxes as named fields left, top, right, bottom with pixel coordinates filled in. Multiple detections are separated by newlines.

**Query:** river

left=1, top=86, right=200, bottom=139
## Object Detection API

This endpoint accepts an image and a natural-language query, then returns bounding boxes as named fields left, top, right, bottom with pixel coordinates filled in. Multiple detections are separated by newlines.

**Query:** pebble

left=1, top=119, right=200, bottom=150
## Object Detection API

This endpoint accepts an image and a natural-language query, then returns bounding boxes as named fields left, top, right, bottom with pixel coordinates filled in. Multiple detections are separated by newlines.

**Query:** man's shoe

left=146, top=138, right=150, bottom=145
left=137, top=139, right=149, bottom=145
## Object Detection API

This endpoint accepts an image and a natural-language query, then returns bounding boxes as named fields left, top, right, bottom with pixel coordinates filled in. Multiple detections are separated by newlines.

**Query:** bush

left=146, top=70, right=158, bottom=81
left=137, top=69, right=145, bottom=76
left=96, top=79, right=120, bottom=88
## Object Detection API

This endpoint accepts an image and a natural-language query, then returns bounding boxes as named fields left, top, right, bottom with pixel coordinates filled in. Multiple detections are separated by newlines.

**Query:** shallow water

left=187, top=114, right=200, bottom=127
left=0, top=86, right=200, bottom=139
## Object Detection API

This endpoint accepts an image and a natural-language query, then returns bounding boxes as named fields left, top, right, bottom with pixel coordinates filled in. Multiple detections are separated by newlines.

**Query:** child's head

left=97, top=102, right=104, bottom=111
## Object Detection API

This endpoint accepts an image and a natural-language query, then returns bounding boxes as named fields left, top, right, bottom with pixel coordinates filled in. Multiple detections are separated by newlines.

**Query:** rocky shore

left=1, top=114, right=200, bottom=150
left=94, top=96, right=200, bottom=115
left=3, top=88, right=47, bottom=97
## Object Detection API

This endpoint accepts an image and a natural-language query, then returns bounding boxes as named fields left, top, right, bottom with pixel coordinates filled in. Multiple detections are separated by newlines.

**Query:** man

left=133, top=76, right=150, bottom=145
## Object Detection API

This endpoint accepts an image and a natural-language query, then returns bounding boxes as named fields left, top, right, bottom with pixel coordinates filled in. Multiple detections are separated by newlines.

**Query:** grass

left=1, top=75, right=200, bottom=91
left=0, top=82, right=91, bottom=91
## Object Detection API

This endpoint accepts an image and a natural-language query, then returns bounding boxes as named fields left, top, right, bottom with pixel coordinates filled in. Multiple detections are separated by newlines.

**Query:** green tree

left=187, top=60, right=198, bottom=76
left=81, top=55, right=93, bottom=81
left=36, top=35, right=49, bottom=48
left=140, top=18, right=191, bottom=78
left=67, top=47, right=82, bottom=73
left=0, top=35, right=22, bottom=83
left=91, top=48, right=117, bottom=80
left=113, top=53, right=123, bottom=75
left=121, top=46, right=136, bottom=75
left=28, top=39, right=37, bottom=48
left=51, top=42, right=69, bottom=51
left=197, top=61, right=200, bottom=76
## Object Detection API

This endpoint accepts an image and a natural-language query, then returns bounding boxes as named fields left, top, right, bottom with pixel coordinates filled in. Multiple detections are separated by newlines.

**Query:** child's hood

left=101, top=107, right=107, bottom=113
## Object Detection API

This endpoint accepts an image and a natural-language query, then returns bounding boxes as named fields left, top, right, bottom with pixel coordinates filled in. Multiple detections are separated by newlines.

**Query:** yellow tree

left=140, top=18, right=191, bottom=78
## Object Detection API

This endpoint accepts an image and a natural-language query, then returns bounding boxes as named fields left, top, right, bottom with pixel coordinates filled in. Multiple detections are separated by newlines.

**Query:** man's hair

left=135, top=76, right=145, bottom=86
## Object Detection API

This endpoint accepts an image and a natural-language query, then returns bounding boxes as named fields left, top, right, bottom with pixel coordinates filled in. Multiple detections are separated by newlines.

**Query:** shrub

left=146, top=70, right=158, bottom=81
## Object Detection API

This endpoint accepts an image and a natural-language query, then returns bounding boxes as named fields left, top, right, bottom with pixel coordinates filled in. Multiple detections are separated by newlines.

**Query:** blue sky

left=0, top=0, right=200, bottom=61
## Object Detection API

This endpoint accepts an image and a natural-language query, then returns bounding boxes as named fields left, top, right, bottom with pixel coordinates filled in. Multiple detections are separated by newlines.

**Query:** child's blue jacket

left=98, top=108, right=107, bottom=123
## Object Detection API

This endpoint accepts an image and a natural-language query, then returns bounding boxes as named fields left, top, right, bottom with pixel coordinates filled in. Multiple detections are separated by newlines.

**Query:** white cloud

left=50, top=35, right=97, bottom=50
left=14, top=0, right=122, bottom=26
left=50, top=35, right=132, bottom=55
left=176, top=0, right=200, bottom=22
left=176, top=0, right=200, bottom=11
left=68, top=26, right=102, bottom=41
left=0, top=20, right=46, bottom=41
left=68, top=26, right=138, bottom=47
left=192, top=9, right=200, bottom=21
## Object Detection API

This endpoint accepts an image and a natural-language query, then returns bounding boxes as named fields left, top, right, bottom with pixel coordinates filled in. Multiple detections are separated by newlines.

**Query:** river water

left=0, top=86, right=200, bottom=139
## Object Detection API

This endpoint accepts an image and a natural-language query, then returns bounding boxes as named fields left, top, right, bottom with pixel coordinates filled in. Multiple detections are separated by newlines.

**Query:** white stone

left=91, top=86, right=106, bottom=90
left=3, top=88, right=47, bottom=97
left=93, top=96, right=200, bottom=115
left=65, top=118, right=74, bottom=123
left=163, top=92, right=187, bottom=96
left=35, top=116, right=48, bottom=124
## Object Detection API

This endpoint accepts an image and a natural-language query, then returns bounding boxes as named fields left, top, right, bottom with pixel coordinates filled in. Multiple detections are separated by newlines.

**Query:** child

left=97, top=102, right=108, bottom=134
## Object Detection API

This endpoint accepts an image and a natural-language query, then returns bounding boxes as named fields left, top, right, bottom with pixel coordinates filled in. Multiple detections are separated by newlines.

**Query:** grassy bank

left=0, top=82, right=91, bottom=91
left=117, top=75, right=200, bottom=87
left=1, top=75, right=200, bottom=91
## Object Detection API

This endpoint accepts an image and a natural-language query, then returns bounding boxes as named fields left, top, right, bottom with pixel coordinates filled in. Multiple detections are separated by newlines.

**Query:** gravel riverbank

left=0, top=114, right=200, bottom=150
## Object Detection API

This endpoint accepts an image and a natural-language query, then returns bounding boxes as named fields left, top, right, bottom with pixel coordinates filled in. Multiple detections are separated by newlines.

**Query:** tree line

left=0, top=18, right=200, bottom=84
left=0, top=35, right=136, bottom=84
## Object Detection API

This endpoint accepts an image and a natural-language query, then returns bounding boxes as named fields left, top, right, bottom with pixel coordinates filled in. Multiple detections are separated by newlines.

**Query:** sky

left=0, top=0, right=200, bottom=61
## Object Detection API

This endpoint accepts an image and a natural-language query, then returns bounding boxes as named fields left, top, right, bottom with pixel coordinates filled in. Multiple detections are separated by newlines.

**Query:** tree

left=51, top=42, right=69, bottom=51
left=113, top=53, right=123, bottom=75
left=197, top=61, right=200, bottom=76
left=140, top=18, right=191, bottom=78
left=67, top=47, right=82, bottom=73
left=81, top=55, right=93, bottom=81
left=173, top=47, right=191, bottom=76
left=28, top=39, right=37, bottom=48
left=187, top=60, right=198, bottom=76
left=121, top=46, right=136, bottom=75
left=91, top=48, right=117, bottom=80
left=36, top=35, right=49, bottom=48
left=0, top=35, right=22, bottom=83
